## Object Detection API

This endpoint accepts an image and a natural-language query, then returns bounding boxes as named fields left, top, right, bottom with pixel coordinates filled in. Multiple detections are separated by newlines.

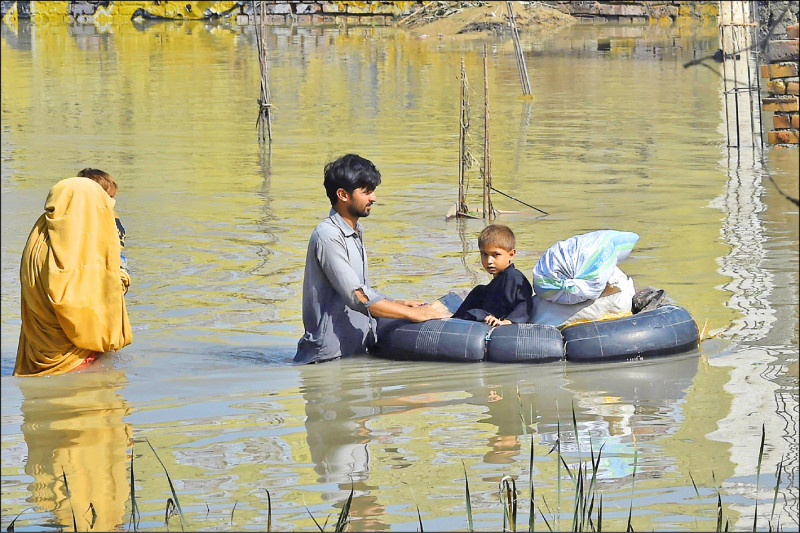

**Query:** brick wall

left=0, top=1, right=422, bottom=25
left=542, top=1, right=717, bottom=25
left=762, top=23, right=799, bottom=146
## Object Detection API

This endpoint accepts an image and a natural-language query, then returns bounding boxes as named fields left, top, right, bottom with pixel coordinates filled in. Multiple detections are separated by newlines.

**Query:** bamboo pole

left=256, top=0, right=273, bottom=142
left=483, top=45, right=495, bottom=220
left=458, top=57, right=468, bottom=215
left=506, top=1, right=532, bottom=96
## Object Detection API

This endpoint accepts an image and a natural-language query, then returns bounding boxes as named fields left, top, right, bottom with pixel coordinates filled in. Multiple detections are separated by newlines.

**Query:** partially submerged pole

left=482, top=45, right=495, bottom=220
left=507, top=1, right=532, bottom=96
left=458, top=57, right=468, bottom=215
left=718, top=0, right=760, bottom=150
left=255, top=0, right=273, bottom=142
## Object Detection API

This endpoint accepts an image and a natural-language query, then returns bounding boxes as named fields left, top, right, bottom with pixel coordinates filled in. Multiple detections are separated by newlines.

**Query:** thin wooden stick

left=458, top=57, right=468, bottom=214
left=256, top=0, right=273, bottom=142
left=483, top=45, right=495, bottom=220
left=507, top=1, right=532, bottom=96
left=490, top=186, right=548, bottom=215
left=396, top=0, right=433, bottom=26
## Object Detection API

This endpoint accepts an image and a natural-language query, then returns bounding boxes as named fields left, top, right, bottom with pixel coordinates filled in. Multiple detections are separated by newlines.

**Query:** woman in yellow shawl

left=14, top=177, right=132, bottom=376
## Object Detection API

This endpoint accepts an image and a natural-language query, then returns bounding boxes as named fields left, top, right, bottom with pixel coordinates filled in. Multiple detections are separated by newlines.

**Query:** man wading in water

left=295, top=154, right=449, bottom=364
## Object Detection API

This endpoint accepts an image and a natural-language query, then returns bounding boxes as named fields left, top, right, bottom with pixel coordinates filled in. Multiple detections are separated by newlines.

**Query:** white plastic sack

left=532, top=230, right=639, bottom=304
left=530, top=267, right=636, bottom=327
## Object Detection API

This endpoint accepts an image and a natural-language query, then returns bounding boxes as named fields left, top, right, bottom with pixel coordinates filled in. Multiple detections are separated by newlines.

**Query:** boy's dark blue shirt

left=453, top=264, right=533, bottom=323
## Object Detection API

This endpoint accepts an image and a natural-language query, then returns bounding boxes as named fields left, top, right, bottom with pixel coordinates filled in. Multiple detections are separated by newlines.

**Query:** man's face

left=480, top=246, right=515, bottom=277
left=344, top=187, right=377, bottom=218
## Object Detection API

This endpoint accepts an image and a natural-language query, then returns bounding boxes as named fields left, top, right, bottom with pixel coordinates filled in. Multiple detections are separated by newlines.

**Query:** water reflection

left=0, top=18, right=31, bottom=51
left=299, top=353, right=700, bottom=527
left=2, top=15, right=797, bottom=531
left=300, top=362, right=388, bottom=531
left=19, top=370, right=132, bottom=532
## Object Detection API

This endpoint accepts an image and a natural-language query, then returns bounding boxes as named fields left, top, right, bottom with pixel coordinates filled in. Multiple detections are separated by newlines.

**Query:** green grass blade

left=579, top=461, right=589, bottom=532
left=770, top=456, right=784, bottom=525
left=559, top=456, right=574, bottom=481
left=571, top=461, right=582, bottom=531
left=539, top=494, right=555, bottom=532
left=463, top=461, right=474, bottom=532
left=688, top=470, right=704, bottom=531
left=589, top=441, right=604, bottom=501
left=146, top=438, right=187, bottom=531
left=86, top=502, right=97, bottom=529
left=517, top=385, right=530, bottom=449
left=231, top=501, right=238, bottom=527
left=129, top=443, right=140, bottom=531
left=165, top=497, right=178, bottom=527
left=263, top=489, right=272, bottom=532
left=598, top=494, right=603, bottom=532
left=716, top=492, right=723, bottom=532
left=500, top=475, right=517, bottom=532
left=556, top=411, right=562, bottom=532
left=402, top=481, right=424, bottom=532
left=7, top=506, right=35, bottom=532
left=334, top=483, right=354, bottom=532
left=538, top=506, right=553, bottom=532
left=754, top=423, right=765, bottom=532
left=626, top=434, right=638, bottom=533
left=571, top=400, right=581, bottom=456
left=61, top=468, right=78, bottom=532
left=303, top=499, right=325, bottom=532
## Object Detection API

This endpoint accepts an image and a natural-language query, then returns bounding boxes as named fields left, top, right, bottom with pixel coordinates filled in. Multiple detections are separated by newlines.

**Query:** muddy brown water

left=1, top=19, right=797, bottom=531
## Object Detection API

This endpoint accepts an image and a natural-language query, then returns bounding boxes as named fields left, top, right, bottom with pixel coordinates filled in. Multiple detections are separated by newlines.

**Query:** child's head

left=77, top=168, right=117, bottom=198
left=477, top=224, right=516, bottom=277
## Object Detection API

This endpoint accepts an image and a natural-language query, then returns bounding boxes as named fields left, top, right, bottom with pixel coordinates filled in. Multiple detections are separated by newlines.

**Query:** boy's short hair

left=478, top=224, right=516, bottom=251
left=323, top=154, right=382, bottom=206
left=77, top=168, right=118, bottom=197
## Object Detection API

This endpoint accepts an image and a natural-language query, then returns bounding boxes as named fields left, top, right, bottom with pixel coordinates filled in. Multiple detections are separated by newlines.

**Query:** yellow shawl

left=14, top=177, right=132, bottom=376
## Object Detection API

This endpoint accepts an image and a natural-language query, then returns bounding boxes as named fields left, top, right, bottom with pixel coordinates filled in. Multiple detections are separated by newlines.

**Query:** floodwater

left=1, top=17, right=797, bottom=532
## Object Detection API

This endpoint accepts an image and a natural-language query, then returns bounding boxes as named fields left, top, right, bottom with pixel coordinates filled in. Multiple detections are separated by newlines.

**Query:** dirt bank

left=399, top=1, right=575, bottom=38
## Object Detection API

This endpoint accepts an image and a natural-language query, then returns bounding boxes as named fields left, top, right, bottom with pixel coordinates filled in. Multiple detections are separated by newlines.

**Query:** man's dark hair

left=323, top=154, right=382, bottom=206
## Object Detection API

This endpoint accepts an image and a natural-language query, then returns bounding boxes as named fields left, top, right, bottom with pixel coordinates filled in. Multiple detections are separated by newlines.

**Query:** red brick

left=763, top=97, right=799, bottom=112
left=767, top=40, right=799, bottom=63
left=762, top=63, right=798, bottom=78
left=767, top=80, right=798, bottom=95
left=772, top=114, right=800, bottom=129
left=768, top=130, right=799, bottom=144
left=788, top=25, right=799, bottom=39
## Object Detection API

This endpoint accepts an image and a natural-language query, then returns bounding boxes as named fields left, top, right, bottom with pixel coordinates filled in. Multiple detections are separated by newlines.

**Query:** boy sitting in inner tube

left=452, top=224, right=534, bottom=327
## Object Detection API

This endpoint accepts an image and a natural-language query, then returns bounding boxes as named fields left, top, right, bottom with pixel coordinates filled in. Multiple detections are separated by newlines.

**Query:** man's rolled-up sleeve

left=315, top=235, right=385, bottom=313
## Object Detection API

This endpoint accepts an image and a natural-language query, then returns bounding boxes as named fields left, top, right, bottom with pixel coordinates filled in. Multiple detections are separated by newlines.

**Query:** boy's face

left=480, top=245, right=515, bottom=277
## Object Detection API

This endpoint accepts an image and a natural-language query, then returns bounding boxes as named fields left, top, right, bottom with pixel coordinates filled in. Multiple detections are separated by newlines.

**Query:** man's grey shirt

left=295, top=210, right=386, bottom=364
